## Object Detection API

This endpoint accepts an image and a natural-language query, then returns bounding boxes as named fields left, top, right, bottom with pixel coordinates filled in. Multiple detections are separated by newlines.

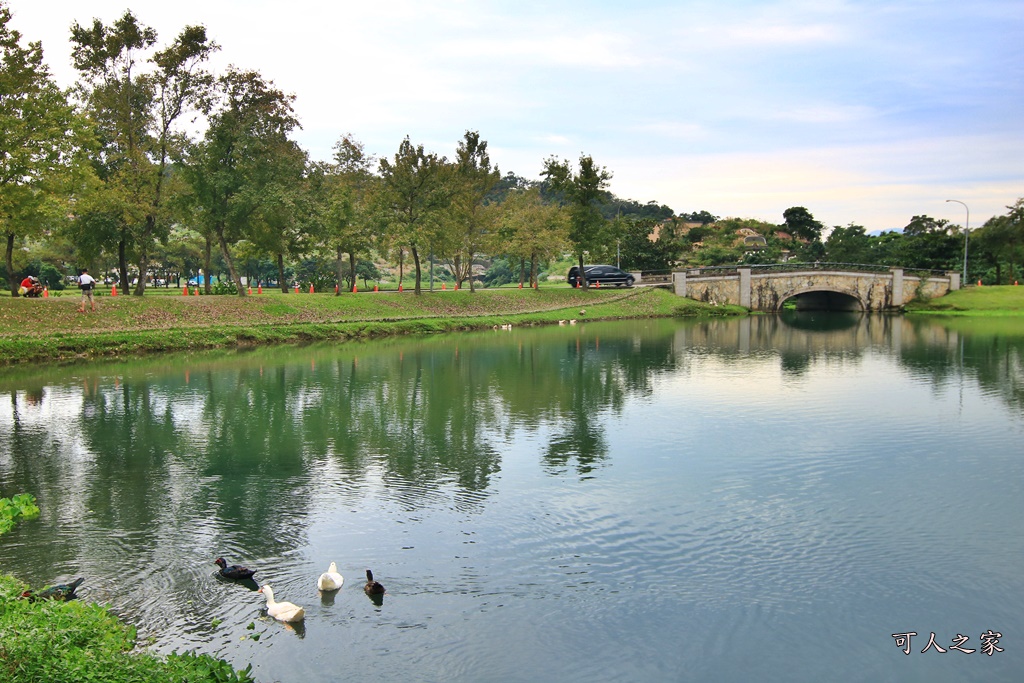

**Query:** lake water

left=1, top=314, right=1021, bottom=682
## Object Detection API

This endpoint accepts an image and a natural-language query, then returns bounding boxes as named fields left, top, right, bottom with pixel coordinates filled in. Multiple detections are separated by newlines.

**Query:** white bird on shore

left=317, top=562, right=344, bottom=592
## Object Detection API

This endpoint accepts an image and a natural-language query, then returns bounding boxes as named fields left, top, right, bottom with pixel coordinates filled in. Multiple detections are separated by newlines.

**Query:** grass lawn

left=905, top=284, right=1024, bottom=315
left=0, top=286, right=740, bottom=365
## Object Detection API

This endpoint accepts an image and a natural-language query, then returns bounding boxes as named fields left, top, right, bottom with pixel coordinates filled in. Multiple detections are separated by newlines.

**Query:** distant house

left=734, top=228, right=767, bottom=250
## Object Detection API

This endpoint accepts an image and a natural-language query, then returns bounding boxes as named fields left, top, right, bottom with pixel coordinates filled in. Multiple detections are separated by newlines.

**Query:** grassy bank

left=905, top=284, right=1024, bottom=315
left=0, top=287, right=742, bottom=365
left=0, top=575, right=253, bottom=683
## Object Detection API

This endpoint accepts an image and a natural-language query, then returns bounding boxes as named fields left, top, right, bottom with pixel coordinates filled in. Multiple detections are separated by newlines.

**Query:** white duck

left=258, top=585, right=305, bottom=623
left=317, top=562, right=344, bottom=592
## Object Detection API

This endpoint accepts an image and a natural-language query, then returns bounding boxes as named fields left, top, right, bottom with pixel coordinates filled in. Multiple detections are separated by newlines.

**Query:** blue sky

left=10, top=0, right=1023, bottom=232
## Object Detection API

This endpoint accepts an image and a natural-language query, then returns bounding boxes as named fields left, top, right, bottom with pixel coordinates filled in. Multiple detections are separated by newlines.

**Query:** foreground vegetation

left=904, top=284, right=1024, bottom=315
left=1, top=499, right=253, bottom=683
left=0, top=575, right=254, bottom=683
left=0, top=287, right=741, bottom=365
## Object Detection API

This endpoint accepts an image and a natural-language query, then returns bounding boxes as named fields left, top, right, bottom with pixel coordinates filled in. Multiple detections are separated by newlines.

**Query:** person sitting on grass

left=19, top=276, right=43, bottom=297
left=78, top=268, right=96, bottom=313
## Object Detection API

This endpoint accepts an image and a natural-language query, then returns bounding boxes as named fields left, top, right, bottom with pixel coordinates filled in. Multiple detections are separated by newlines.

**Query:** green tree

left=541, top=154, right=612, bottom=289
left=497, top=187, right=569, bottom=287
left=181, top=69, right=302, bottom=296
left=972, top=198, right=1024, bottom=284
left=447, top=131, right=501, bottom=292
left=319, top=134, right=377, bottom=293
left=70, top=10, right=217, bottom=296
left=894, top=215, right=960, bottom=271
left=618, top=217, right=681, bottom=271
left=824, top=223, right=872, bottom=264
left=0, top=4, right=82, bottom=294
left=782, top=206, right=824, bottom=243
left=377, top=137, right=449, bottom=295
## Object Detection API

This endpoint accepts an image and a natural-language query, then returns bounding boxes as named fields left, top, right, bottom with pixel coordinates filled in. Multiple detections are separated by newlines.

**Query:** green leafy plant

left=0, top=574, right=256, bottom=682
left=212, top=280, right=238, bottom=295
left=0, top=493, right=40, bottom=535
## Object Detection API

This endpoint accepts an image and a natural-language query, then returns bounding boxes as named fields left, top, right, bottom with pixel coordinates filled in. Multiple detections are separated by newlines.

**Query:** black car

left=567, top=265, right=635, bottom=287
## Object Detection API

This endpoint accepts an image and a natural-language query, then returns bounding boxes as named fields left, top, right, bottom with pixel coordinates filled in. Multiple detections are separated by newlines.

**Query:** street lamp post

left=946, top=199, right=969, bottom=283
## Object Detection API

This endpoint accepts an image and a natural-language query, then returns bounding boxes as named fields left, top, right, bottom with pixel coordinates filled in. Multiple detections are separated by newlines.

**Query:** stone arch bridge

left=667, top=264, right=960, bottom=312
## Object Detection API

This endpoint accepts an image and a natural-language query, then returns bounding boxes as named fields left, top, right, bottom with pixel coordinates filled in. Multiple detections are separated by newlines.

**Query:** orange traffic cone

left=978, top=280, right=982, bottom=286
left=454, top=283, right=459, bottom=290
left=519, top=282, right=523, bottom=289
left=43, top=287, right=48, bottom=298
left=258, top=284, right=262, bottom=294
left=248, top=286, right=252, bottom=295
left=442, top=282, right=446, bottom=290
left=352, top=284, right=358, bottom=293
left=294, top=284, right=299, bottom=294
left=182, top=286, right=188, bottom=296
left=399, top=283, right=403, bottom=292
left=111, top=284, right=118, bottom=296
left=194, top=288, right=199, bottom=296
left=309, top=284, right=314, bottom=294
left=373, top=284, right=378, bottom=292
left=595, top=280, right=600, bottom=288
left=335, top=283, right=339, bottom=294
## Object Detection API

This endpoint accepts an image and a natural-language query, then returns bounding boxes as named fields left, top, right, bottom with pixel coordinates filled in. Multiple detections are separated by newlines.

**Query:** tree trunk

left=118, top=238, right=129, bottom=295
left=134, top=251, right=149, bottom=295
left=335, top=246, right=344, bottom=295
left=412, top=245, right=422, bottom=295
left=133, top=215, right=157, bottom=296
left=398, top=247, right=404, bottom=287
left=531, top=252, right=538, bottom=288
left=278, top=253, right=287, bottom=293
left=215, top=227, right=246, bottom=297
left=349, top=251, right=357, bottom=291
left=519, top=258, right=525, bottom=288
left=5, top=232, right=16, bottom=296
left=203, top=234, right=213, bottom=294
left=578, top=253, right=588, bottom=289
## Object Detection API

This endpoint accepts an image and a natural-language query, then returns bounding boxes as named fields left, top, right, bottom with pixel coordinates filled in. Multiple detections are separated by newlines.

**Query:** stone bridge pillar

left=739, top=268, right=751, bottom=308
left=673, top=271, right=687, bottom=297
left=891, top=268, right=904, bottom=307
left=948, top=272, right=961, bottom=290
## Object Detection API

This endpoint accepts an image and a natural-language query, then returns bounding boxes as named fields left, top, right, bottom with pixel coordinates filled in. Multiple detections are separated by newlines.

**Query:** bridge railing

left=676, top=262, right=950, bottom=278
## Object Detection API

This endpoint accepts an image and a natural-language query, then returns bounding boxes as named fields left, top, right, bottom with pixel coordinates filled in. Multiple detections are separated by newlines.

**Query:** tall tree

left=447, top=131, right=501, bottom=292
left=319, top=134, right=377, bottom=293
left=377, top=137, right=448, bottom=295
left=0, top=3, right=81, bottom=294
left=782, top=206, right=824, bottom=243
left=895, top=215, right=960, bottom=271
left=541, top=154, right=612, bottom=289
left=497, top=187, right=568, bottom=287
left=972, top=199, right=1024, bottom=283
left=70, top=10, right=217, bottom=295
left=824, top=223, right=872, bottom=264
left=181, top=68, right=302, bottom=296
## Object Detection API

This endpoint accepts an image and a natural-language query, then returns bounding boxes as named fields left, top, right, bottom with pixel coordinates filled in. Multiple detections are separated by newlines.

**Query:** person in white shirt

left=78, top=268, right=97, bottom=313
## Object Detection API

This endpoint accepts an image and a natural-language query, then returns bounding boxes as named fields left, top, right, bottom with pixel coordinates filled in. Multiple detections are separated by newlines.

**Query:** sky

left=7, top=0, right=1023, bottom=232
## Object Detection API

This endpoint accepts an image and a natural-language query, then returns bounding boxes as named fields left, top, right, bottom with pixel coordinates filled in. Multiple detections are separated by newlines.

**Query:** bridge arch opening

left=781, top=290, right=863, bottom=312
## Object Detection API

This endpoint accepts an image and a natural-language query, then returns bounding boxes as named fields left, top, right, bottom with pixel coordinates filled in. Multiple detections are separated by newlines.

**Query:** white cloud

left=5, top=0, right=1022, bottom=233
